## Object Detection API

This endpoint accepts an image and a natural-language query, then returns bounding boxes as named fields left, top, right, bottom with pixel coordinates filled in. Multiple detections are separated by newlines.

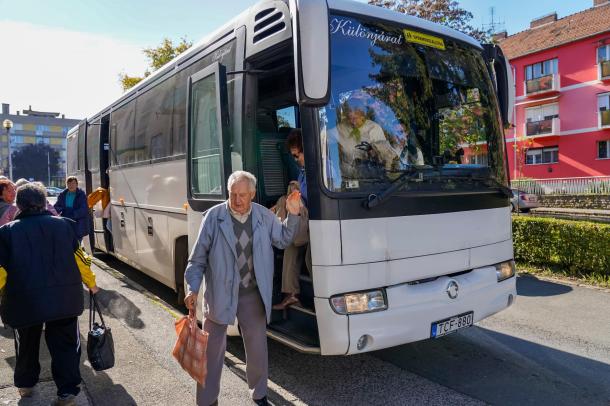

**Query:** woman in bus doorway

left=54, top=177, right=89, bottom=241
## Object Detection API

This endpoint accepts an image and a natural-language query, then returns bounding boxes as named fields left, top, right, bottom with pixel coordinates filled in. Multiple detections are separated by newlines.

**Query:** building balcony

left=599, top=110, right=610, bottom=129
left=599, top=60, right=610, bottom=81
left=525, top=74, right=560, bottom=96
left=525, top=117, right=560, bottom=137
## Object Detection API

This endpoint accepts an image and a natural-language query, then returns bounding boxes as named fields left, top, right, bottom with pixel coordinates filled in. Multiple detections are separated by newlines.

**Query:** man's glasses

left=291, top=153, right=300, bottom=160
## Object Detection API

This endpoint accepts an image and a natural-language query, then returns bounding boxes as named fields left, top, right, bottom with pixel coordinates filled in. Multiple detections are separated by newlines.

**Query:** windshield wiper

left=364, top=167, right=424, bottom=209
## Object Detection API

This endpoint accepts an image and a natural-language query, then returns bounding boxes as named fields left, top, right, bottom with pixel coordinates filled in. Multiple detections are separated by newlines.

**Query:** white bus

left=68, top=0, right=517, bottom=355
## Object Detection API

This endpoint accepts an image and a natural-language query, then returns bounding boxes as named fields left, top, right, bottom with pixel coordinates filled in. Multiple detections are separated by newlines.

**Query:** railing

left=525, top=74, right=558, bottom=95
left=600, top=110, right=610, bottom=128
left=511, top=176, right=610, bottom=195
left=599, top=60, right=610, bottom=80
left=525, top=117, right=559, bottom=137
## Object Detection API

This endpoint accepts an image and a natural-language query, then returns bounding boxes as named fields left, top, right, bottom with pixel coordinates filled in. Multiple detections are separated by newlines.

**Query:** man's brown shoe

left=272, top=294, right=300, bottom=310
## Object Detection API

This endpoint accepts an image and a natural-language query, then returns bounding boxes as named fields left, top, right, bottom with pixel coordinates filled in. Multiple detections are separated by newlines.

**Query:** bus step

left=268, top=318, right=320, bottom=349
left=266, top=328, right=320, bottom=354
left=288, top=303, right=316, bottom=316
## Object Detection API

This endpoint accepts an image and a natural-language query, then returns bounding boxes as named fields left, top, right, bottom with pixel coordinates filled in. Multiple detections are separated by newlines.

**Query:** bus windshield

left=319, top=15, right=507, bottom=194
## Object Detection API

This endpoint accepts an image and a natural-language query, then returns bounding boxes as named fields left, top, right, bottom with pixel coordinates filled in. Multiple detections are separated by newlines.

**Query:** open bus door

left=87, top=116, right=113, bottom=253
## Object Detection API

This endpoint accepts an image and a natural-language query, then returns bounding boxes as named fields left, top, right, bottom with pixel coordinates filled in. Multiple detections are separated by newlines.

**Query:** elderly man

left=0, top=183, right=99, bottom=406
left=184, top=170, right=301, bottom=406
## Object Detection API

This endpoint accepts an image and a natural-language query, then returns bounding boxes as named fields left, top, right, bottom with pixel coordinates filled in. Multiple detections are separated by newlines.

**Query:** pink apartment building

left=495, top=0, right=610, bottom=181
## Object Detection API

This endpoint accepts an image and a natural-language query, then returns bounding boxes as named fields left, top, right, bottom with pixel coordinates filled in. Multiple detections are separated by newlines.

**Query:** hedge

left=512, top=216, right=610, bottom=276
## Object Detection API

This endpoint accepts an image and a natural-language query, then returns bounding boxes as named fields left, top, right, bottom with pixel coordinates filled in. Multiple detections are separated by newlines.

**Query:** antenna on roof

left=482, top=7, right=505, bottom=34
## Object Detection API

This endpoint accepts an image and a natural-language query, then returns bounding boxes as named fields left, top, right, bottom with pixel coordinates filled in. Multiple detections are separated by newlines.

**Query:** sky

left=0, top=0, right=593, bottom=119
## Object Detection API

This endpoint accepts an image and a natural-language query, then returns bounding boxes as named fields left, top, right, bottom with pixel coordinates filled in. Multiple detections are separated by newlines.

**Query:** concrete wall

left=537, top=194, right=610, bottom=209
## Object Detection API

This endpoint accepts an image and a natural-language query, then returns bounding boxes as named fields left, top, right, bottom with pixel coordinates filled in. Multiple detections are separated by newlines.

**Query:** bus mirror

left=290, top=0, right=330, bottom=105
left=484, top=44, right=514, bottom=127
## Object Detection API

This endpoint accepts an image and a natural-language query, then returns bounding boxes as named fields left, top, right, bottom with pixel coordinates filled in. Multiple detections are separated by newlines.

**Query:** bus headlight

left=330, top=289, right=387, bottom=315
left=495, top=260, right=516, bottom=282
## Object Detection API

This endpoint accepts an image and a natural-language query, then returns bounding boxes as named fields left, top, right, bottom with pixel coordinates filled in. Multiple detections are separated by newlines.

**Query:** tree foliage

left=368, top=0, right=488, bottom=41
left=11, top=144, right=60, bottom=184
left=119, top=37, right=192, bottom=91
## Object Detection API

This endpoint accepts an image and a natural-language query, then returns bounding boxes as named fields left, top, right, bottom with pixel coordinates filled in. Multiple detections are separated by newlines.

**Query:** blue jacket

left=54, top=188, right=89, bottom=238
left=185, top=202, right=298, bottom=325
left=0, top=211, right=84, bottom=329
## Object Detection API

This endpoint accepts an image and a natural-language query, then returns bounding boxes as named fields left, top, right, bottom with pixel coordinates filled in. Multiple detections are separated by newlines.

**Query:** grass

left=517, top=261, right=610, bottom=289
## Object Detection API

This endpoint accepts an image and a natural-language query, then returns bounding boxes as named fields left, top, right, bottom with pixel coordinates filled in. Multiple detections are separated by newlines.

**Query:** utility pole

left=2, top=119, right=13, bottom=180
left=47, top=150, right=51, bottom=186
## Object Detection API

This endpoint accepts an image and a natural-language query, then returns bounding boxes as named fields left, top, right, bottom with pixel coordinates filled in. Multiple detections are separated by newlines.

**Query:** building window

left=526, top=146, right=559, bottom=165
left=525, top=59, right=558, bottom=94
left=525, top=104, right=559, bottom=136
left=525, top=59, right=558, bottom=80
left=598, top=45, right=610, bottom=80
left=468, top=154, right=488, bottom=166
left=598, top=93, right=610, bottom=128
left=599, top=140, right=610, bottom=159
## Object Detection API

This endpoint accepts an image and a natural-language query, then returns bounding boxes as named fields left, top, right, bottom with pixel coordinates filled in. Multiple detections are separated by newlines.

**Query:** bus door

left=186, top=62, right=232, bottom=246
left=87, top=116, right=113, bottom=253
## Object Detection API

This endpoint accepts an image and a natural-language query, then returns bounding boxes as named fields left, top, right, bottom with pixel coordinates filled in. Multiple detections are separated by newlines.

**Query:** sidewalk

left=0, top=258, right=483, bottom=405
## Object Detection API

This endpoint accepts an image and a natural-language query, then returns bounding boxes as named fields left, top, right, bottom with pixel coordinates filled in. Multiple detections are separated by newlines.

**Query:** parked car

left=46, top=187, right=62, bottom=197
left=511, top=189, right=539, bottom=213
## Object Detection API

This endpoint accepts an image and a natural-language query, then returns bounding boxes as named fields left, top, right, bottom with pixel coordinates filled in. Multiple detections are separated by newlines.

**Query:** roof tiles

left=499, top=3, right=610, bottom=59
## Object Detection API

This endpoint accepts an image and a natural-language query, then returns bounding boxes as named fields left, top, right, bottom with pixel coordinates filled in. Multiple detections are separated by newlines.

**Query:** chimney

left=1, top=103, right=8, bottom=115
left=492, top=31, right=508, bottom=42
left=530, top=12, right=557, bottom=29
left=594, top=0, right=609, bottom=6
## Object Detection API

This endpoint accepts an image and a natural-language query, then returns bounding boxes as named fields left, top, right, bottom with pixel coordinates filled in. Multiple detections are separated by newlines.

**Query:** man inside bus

left=334, top=96, right=400, bottom=179
left=184, top=170, right=301, bottom=406
left=273, top=129, right=311, bottom=310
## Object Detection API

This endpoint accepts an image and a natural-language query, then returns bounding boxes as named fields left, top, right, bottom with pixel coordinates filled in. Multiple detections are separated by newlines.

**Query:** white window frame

left=525, top=146, right=559, bottom=165
left=525, top=58, right=558, bottom=81
left=597, top=44, right=610, bottom=63
left=598, top=92, right=610, bottom=128
left=525, top=103, right=559, bottom=122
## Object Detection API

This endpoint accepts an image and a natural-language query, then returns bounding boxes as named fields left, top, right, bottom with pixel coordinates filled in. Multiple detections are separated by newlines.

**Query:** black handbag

left=87, top=292, right=115, bottom=371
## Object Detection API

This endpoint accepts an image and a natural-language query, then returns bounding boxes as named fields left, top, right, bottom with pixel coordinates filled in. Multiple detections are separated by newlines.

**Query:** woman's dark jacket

left=54, top=188, right=89, bottom=238
left=0, top=211, right=84, bottom=329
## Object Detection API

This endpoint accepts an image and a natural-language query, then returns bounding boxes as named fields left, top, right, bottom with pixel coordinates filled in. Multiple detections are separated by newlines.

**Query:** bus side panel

left=135, top=209, right=173, bottom=287
left=108, top=160, right=188, bottom=288
left=111, top=204, right=136, bottom=263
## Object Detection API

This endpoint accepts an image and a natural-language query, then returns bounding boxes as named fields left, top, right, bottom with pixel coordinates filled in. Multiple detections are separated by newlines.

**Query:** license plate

left=430, top=311, right=473, bottom=338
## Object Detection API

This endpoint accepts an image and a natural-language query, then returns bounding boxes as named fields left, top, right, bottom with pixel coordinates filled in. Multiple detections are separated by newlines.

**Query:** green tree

left=12, top=144, right=60, bottom=184
left=368, top=0, right=489, bottom=41
left=119, top=37, right=193, bottom=91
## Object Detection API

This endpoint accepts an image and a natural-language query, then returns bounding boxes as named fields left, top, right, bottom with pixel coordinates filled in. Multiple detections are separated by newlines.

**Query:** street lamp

left=2, top=119, right=13, bottom=180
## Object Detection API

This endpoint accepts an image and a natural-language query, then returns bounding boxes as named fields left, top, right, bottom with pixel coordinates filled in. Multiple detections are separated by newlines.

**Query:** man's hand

left=90, top=285, right=100, bottom=295
left=184, top=292, right=198, bottom=311
left=286, top=191, right=302, bottom=216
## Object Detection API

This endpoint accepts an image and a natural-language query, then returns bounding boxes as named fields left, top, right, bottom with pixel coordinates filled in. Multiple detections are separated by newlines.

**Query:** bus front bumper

left=318, top=265, right=516, bottom=355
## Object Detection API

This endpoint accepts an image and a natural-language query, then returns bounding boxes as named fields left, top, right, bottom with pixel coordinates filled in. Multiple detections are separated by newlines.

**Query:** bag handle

left=89, top=291, right=107, bottom=330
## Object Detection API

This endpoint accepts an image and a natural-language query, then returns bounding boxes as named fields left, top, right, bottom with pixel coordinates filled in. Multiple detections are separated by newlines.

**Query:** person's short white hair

left=227, top=171, right=257, bottom=192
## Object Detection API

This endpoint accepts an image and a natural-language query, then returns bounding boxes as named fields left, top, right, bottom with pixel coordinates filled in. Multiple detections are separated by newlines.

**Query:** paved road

left=95, top=255, right=610, bottom=405
left=8, top=254, right=605, bottom=405
left=376, top=275, right=610, bottom=405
